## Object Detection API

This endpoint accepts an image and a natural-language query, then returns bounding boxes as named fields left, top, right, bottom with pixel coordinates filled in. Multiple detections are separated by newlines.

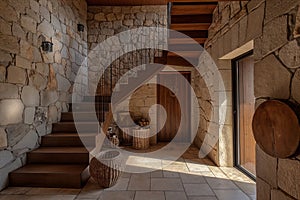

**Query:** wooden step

left=9, top=164, right=89, bottom=188
left=171, top=23, right=211, bottom=31
left=171, top=4, right=217, bottom=15
left=27, top=147, right=89, bottom=164
left=41, top=133, right=96, bottom=147
left=168, top=44, right=204, bottom=51
left=168, top=51, right=202, bottom=58
left=52, top=122, right=99, bottom=133
left=170, top=30, right=208, bottom=39
left=70, top=103, right=109, bottom=112
left=171, top=14, right=212, bottom=24
left=169, top=38, right=207, bottom=45
left=61, top=112, right=105, bottom=122
left=167, top=56, right=197, bottom=67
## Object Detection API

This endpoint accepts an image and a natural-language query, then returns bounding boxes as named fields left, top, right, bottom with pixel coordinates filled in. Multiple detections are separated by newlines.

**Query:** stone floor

left=0, top=145, right=256, bottom=200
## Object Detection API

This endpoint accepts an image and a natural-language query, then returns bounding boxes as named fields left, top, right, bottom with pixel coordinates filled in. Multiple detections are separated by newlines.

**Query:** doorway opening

left=232, top=51, right=256, bottom=180
left=157, top=71, right=191, bottom=143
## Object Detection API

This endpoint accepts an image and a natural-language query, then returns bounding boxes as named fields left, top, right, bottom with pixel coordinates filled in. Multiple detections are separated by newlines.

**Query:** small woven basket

left=89, top=150, right=123, bottom=188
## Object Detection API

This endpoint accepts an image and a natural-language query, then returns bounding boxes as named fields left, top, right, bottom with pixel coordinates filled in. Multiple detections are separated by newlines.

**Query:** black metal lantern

left=77, top=24, right=84, bottom=32
left=41, top=41, right=53, bottom=53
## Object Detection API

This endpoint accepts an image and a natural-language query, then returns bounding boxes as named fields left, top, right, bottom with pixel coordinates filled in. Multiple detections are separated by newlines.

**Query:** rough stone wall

left=0, top=0, right=87, bottom=190
left=86, top=5, right=167, bottom=95
left=206, top=0, right=300, bottom=199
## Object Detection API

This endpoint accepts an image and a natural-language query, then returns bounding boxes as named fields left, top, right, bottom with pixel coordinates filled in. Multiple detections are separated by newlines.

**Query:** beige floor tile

left=26, top=188, right=63, bottom=195
left=188, top=197, right=217, bottom=200
left=121, top=172, right=132, bottom=178
left=165, top=191, right=188, bottom=200
left=180, top=172, right=206, bottom=184
left=27, top=195, right=76, bottom=200
left=0, top=187, right=31, bottom=195
left=234, top=181, right=256, bottom=196
left=105, top=178, right=129, bottom=191
left=128, top=174, right=150, bottom=190
left=185, top=161, right=211, bottom=172
left=134, top=191, right=165, bottom=200
left=184, top=183, right=214, bottom=196
left=214, top=189, right=250, bottom=200
left=163, top=171, right=180, bottom=178
left=99, top=191, right=135, bottom=200
left=151, top=178, right=184, bottom=191
left=205, top=177, right=238, bottom=190
left=151, top=170, right=163, bottom=178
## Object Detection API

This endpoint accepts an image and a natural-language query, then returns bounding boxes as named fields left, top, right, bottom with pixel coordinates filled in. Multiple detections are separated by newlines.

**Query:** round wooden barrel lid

left=252, top=100, right=300, bottom=158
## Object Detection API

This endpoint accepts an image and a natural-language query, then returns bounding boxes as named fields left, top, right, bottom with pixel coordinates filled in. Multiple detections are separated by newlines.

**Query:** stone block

left=20, top=40, right=34, bottom=61
left=94, top=13, right=106, bottom=21
left=20, top=15, right=37, bottom=33
left=0, top=66, right=5, bottom=82
left=12, top=22, right=26, bottom=40
left=254, top=54, right=291, bottom=99
left=0, top=128, right=7, bottom=149
left=278, top=158, right=300, bottom=199
left=24, top=107, right=35, bottom=124
left=271, top=189, right=295, bottom=200
left=279, top=40, right=300, bottom=69
left=256, top=177, right=271, bottom=200
left=0, top=1, right=18, bottom=22
left=48, top=105, right=58, bottom=122
left=0, top=83, right=19, bottom=99
left=56, top=74, right=71, bottom=92
left=16, top=56, right=32, bottom=69
left=30, top=0, right=39, bottom=13
left=0, top=150, right=14, bottom=168
left=292, top=69, right=300, bottom=103
left=41, top=90, right=58, bottom=106
left=29, top=73, right=47, bottom=90
left=0, top=17, right=12, bottom=35
left=6, top=124, right=30, bottom=147
left=0, top=158, right=22, bottom=190
left=36, top=63, right=49, bottom=76
left=12, top=130, right=38, bottom=151
left=37, top=20, right=54, bottom=37
left=0, top=99, right=24, bottom=126
left=0, top=35, right=19, bottom=54
left=256, top=146, right=278, bottom=188
left=265, top=0, right=298, bottom=23
left=21, top=86, right=39, bottom=106
left=261, top=15, right=288, bottom=57
left=246, top=3, right=264, bottom=41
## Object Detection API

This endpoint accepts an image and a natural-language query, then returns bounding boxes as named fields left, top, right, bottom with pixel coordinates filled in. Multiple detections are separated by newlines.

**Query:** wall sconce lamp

left=41, top=41, right=53, bottom=53
left=77, top=24, right=84, bottom=32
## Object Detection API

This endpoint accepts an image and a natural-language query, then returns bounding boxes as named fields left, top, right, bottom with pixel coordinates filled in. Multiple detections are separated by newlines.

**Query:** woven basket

left=89, top=150, right=123, bottom=188
left=132, top=128, right=150, bottom=150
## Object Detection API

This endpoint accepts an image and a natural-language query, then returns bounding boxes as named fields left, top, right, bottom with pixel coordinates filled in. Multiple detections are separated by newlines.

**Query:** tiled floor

left=0, top=145, right=256, bottom=200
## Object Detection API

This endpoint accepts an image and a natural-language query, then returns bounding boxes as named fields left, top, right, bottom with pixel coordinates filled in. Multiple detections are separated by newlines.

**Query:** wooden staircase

left=166, top=2, right=217, bottom=66
left=9, top=101, right=110, bottom=188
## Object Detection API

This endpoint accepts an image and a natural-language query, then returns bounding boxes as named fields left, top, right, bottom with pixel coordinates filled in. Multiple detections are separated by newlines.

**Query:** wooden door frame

left=232, top=50, right=256, bottom=181
left=156, top=71, right=192, bottom=142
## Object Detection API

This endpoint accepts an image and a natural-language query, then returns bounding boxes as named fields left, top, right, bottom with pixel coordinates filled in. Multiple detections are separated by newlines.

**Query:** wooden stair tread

left=30, top=147, right=89, bottom=153
left=169, top=38, right=207, bottom=44
left=44, top=133, right=97, bottom=137
left=171, top=4, right=217, bottom=15
left=11, top=164, right=88, bottom=174
left=168, top=51, right=202, bottom=57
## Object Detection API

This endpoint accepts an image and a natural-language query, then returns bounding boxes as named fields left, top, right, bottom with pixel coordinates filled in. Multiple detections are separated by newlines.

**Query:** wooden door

left=234, top=53, right=256, bottom=177
left=157, top=71, right=191, bottom=142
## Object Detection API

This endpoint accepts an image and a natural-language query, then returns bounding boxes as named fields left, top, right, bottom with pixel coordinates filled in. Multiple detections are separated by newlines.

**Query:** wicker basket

left=121, top=127, right=133, bottom=146
left=132, top=128, right=150, bottom=150
left=89, top=150, right=123, bottom=188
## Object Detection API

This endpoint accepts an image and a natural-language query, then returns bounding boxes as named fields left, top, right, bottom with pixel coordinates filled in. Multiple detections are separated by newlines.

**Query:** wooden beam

left=171, top=23, right=211, bottom=30
left=171, top=4, right=217, bottom=15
